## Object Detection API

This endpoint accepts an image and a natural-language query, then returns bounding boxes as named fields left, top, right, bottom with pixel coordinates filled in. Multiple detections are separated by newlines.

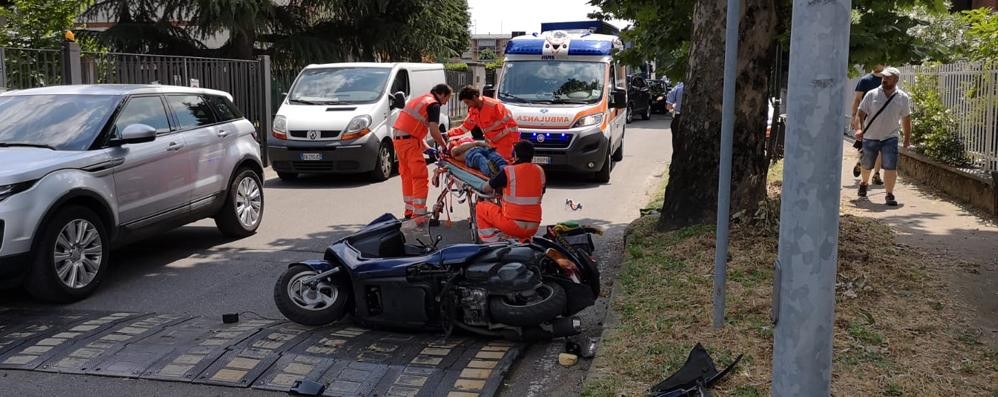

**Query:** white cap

left=880, top=67, right=901, bottom=78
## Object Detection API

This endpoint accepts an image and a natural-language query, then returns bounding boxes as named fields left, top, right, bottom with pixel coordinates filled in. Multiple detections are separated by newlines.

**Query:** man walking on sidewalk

left=855, top=67, right=912, bottom=206
left=851, top=64, right=885, bottom=184
left=666, top=81, right=684, bottom=133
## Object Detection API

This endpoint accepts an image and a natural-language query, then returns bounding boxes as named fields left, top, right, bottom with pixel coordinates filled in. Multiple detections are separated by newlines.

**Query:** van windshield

left=497, top=61, right=605, bottom=105
left=288, top=67, right=391, bottom=105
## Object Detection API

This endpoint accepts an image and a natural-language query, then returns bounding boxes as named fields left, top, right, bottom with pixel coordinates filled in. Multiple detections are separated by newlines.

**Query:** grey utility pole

left=713, top=0, right=741, bottom=329
left=771, top=0, right=851, bottom=395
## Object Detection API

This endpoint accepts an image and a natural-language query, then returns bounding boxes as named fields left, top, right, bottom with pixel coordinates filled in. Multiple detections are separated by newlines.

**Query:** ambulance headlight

left=571, top=114, right=604, bottom=128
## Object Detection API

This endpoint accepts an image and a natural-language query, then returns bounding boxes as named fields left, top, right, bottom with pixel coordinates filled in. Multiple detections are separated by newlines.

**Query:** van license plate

left=300, top=153, right=322, bottom=161
left=533, top=156, right=551, bottom=165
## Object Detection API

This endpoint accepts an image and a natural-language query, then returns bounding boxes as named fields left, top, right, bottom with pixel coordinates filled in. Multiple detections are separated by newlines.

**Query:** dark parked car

left=626, top=74, right=652, bottom=123
left=649, top=79, right=671, bottom=114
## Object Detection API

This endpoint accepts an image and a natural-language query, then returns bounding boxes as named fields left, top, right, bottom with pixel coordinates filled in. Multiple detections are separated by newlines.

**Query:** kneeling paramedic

left=393, top=84, right=452, bottom=220
left=448, top=86, right=519, bottom=162
left=477, top=141, right=545, bottom=243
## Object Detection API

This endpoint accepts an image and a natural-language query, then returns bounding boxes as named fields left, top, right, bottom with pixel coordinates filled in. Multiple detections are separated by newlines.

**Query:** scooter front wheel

left=274, top=265, right=350, bottom=326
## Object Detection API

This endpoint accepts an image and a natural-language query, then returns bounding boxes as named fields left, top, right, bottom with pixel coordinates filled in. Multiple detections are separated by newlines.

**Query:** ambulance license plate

left=532, top=156, right=551, bottom=165
left=300, top=153, right=322, bottom=161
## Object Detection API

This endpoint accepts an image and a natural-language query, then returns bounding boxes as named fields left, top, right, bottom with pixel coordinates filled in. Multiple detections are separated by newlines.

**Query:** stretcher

left=430, top=157, right=498, bottom=242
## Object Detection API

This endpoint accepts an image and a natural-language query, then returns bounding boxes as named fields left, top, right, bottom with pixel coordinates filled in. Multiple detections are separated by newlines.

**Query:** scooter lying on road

left=274, top=213, right=601, bottom=341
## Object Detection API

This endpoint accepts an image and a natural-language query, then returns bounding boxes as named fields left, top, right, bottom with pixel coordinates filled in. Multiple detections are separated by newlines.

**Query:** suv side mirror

left=609, top=91, right=627, bottom=109
left=110, top=124, right=156, bottom=146
left=389, top=91, right=407, bottom=110
left=483, top=84, right=496, bottom=98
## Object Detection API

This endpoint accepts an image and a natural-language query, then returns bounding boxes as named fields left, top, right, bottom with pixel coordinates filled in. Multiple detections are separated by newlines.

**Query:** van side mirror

left=609, top=91, right=627, bottom=109
left=110, top=124, right=157, bottom=146
left=483, top=84, right=496, bottom=98
left=390, top=91, right=407, bottom=110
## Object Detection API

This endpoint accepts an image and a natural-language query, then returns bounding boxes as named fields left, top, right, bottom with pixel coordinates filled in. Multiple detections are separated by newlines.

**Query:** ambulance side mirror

left=609, top=90, right=627, bottom=109
left=390, top=91, right=406, bottom=110
left=483, top=84, right=496, bottom=98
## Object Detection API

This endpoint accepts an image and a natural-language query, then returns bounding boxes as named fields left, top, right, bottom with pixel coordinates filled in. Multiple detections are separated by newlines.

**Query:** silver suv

left=0, top=85, right=265, bottom=302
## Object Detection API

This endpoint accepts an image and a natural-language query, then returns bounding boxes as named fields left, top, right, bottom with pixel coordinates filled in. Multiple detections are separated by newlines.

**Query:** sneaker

left=885, top=193, right=897, bottom=206
left=858, top=183, right=868, bottom=197
left=852, top=162, right=861, bottom=178
left=872, top=173, right=883, bottom=185
left=487, top=161, right=499, bottom=177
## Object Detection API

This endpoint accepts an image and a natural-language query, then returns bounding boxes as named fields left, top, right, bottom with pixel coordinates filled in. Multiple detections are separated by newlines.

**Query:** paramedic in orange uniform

left=477, top=141, right=545, bottom=243
left=393, top=84, right=452, bottom=220
left=448, top=86, right=519, bottom=161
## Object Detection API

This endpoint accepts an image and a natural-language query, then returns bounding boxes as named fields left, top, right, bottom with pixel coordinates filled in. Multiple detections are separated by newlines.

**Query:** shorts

left=861, top=137, right=898, bottom=171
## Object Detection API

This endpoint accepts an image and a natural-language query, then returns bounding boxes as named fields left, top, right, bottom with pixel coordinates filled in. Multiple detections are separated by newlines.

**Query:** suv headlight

left=0, top=181, right=35, bottom=203
left=273, top=115, right=288, bottom=140
left=341, top=115, right=373, bottom=141
left=572, top=113, right=604, bottom=129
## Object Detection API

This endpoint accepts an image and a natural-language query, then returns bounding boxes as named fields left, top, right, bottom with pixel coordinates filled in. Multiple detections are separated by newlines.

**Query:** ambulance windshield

left=497, top=61, right=605, bottom=105
left=288, top=67, right=391, bottom=105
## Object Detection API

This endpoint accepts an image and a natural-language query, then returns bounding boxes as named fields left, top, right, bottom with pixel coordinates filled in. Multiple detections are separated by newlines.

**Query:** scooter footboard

left=291, top=259, right=338, bottom=273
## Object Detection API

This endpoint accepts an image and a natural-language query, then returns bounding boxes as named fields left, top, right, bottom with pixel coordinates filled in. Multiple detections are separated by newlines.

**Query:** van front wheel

left=594, top=144, right=612, bottom=183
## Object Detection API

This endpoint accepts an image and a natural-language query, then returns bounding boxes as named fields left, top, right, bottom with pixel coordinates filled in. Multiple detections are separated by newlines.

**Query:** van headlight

left=341, top=115, right=373, bottom=141
left=273, top=115, right=288, bottom=140
left=571, top=113, right=604, bottom=129
left=0, top=181, right=35, bottom=203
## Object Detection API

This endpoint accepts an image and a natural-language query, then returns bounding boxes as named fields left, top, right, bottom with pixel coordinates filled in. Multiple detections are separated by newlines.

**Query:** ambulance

left=489, top=24, right=628, bottom=182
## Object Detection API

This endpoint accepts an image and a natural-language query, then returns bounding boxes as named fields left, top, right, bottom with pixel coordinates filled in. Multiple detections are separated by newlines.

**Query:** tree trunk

left=658, top=0, right=776, bottom=230
left=229, top=29, right=256, bottom=59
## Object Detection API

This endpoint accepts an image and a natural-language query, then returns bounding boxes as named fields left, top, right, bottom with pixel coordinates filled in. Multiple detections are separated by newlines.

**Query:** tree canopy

left=0, top=0, right=91, bottom=48
left=72, top=0, right=469, bottom=67
left=590, top=0, right=953, bottom=80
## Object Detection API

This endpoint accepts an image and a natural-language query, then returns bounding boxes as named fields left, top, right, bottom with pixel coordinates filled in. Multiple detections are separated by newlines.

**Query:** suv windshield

left=0, top=94, right=119, bottom=151
left=288, top=67, right=392, bottom=105
left=498, top=61, right=606, bottom=104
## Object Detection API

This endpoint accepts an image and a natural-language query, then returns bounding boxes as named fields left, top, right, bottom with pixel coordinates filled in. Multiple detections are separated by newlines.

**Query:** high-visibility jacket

left=451, top=97, right=518, bottom=144
left=501, top=163, right=545, bottom=222
left=393, top=94, right=438, bottom=139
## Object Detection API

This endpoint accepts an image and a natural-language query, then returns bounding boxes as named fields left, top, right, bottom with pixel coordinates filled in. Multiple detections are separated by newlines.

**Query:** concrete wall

left=899, top=151, right=998, bottom=216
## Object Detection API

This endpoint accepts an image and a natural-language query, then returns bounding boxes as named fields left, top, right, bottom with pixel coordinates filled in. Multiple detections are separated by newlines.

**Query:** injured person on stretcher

left=448, top=136, right=508, bottom=177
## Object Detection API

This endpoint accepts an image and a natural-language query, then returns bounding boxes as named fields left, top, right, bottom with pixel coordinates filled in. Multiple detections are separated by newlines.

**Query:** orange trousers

left=490, top=133, right=518, bottom=162
left=395, top=138, right=428, bottom=218
left=475, top=201, right=538, bottom=243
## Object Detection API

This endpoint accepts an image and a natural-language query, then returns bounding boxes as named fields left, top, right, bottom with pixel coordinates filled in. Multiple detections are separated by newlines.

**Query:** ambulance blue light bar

left=504, top=39, right=615, bottom=56
left=505, top=39, right=545, bottom=55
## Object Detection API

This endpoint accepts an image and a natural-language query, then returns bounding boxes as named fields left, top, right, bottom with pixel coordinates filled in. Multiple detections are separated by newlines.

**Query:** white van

left=489, top=31, right=628, bottom=183
left=269, top=63, right=449, bottom=181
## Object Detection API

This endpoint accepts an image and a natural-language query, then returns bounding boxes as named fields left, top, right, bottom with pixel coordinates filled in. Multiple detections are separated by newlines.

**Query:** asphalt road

left=0, top=115, right=672, bottom=396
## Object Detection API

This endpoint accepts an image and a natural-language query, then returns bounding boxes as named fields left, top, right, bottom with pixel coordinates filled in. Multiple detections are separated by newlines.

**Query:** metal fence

left=1, top=45, right=273, bottom=164
left=445, top=69, right=472, bottom=121
left=898, top=62, right=998, bottom=172
left=0, top=48, right=64, bottom=89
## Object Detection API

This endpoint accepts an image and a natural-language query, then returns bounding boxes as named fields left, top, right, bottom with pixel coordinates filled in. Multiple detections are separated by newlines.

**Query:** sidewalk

left=838, top=142, right=998, bottom=342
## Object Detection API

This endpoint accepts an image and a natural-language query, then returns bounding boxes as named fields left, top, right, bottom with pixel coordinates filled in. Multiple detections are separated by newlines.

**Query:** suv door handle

left=217, top=130, right=229, bottom=138
left=167, top=141, right=184, bottom=151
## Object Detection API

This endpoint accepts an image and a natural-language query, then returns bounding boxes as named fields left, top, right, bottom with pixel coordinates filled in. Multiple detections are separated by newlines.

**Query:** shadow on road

left=263, top=172, right=394, bottom=190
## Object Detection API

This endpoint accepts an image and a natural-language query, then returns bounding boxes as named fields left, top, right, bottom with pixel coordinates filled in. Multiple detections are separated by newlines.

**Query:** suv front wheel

left=26, top=206, right=109, bottom=302
left=215, top=168, right=264, bottom=237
